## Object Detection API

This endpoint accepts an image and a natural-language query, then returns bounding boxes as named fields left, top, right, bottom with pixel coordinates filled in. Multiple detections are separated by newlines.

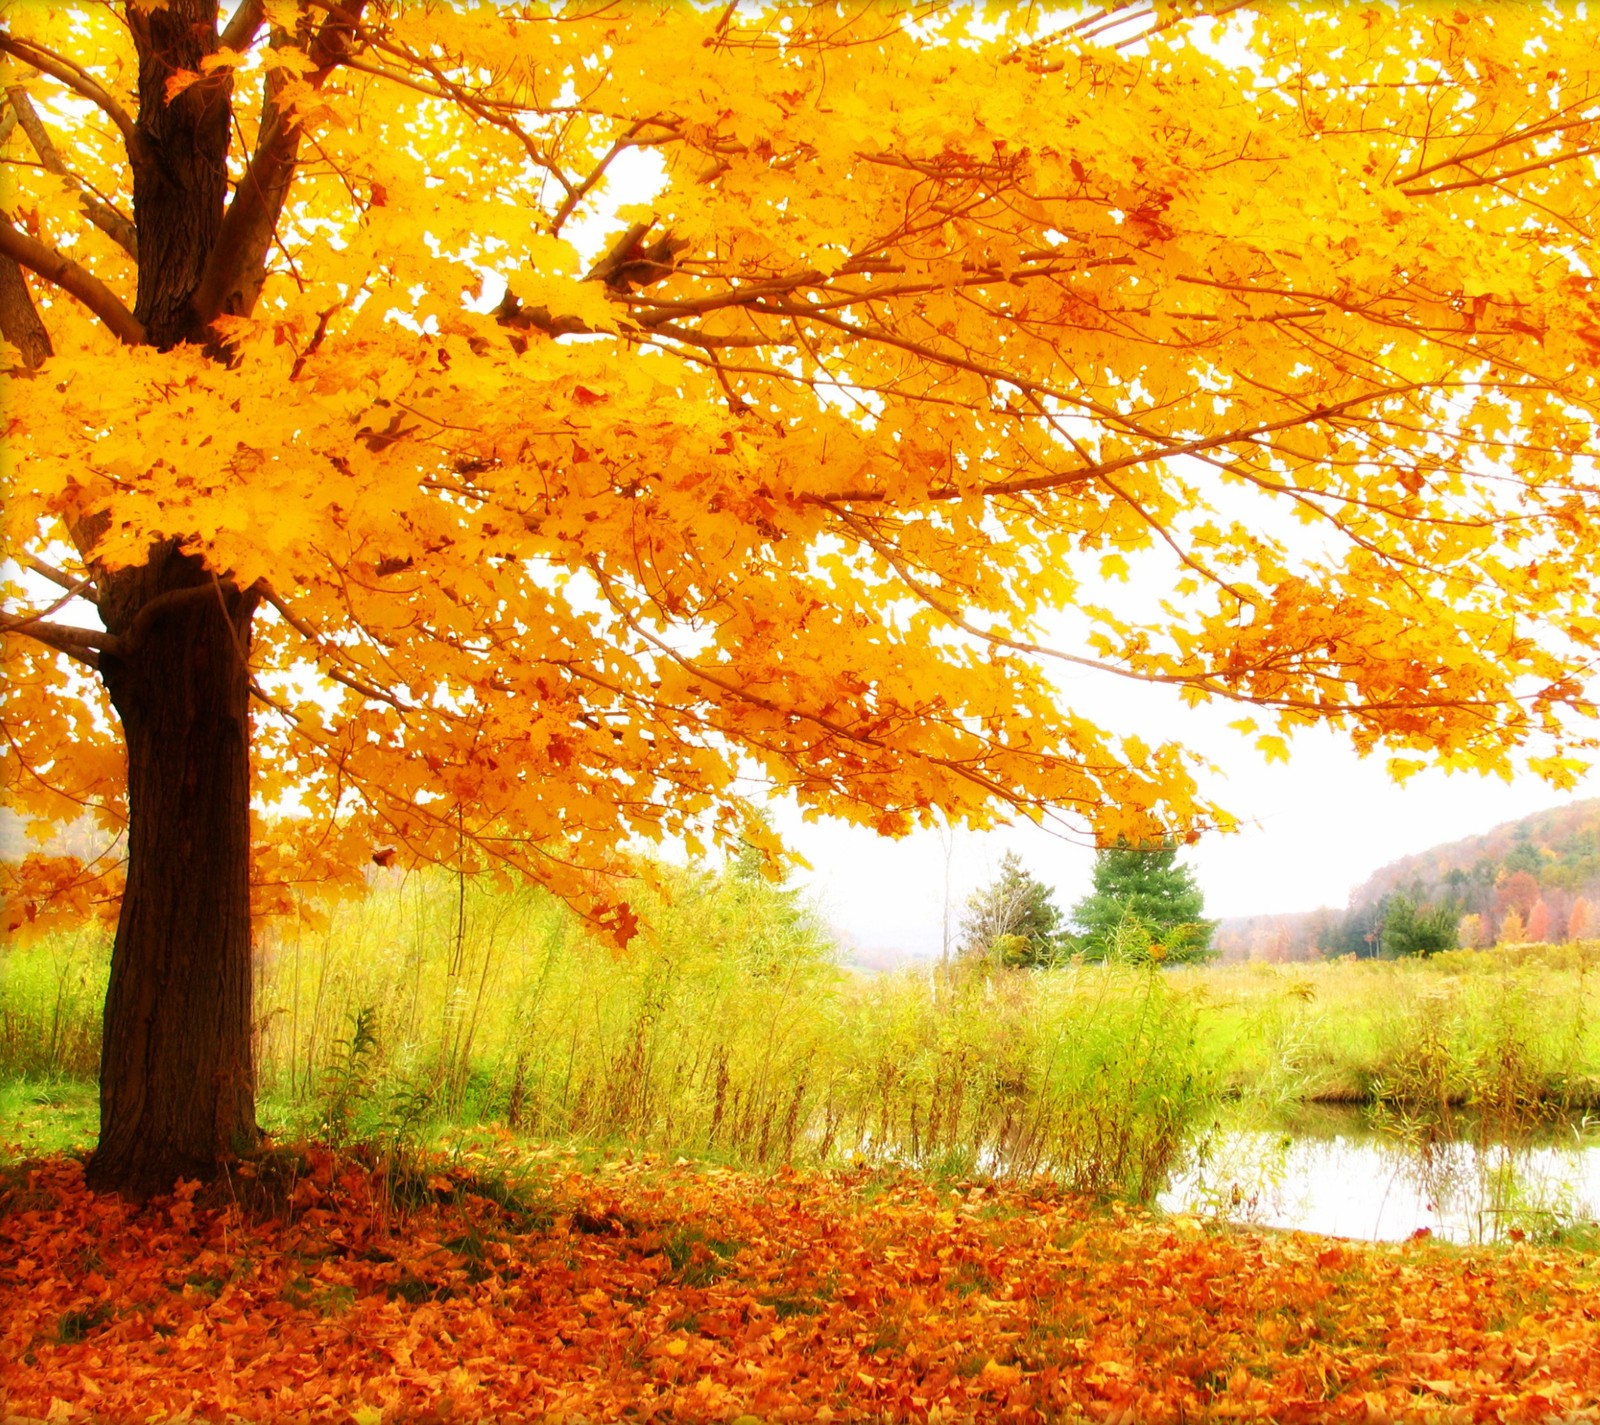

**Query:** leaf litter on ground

left=3, top=1139, right=1600, bottom=1423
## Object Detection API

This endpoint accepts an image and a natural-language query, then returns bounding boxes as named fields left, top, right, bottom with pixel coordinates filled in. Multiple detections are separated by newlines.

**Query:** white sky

left=773, top=681, right=1600, bottom=963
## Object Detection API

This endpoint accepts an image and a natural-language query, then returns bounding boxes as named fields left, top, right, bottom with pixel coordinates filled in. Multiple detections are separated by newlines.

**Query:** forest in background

left=1216, top=800, right=1600, bottom=962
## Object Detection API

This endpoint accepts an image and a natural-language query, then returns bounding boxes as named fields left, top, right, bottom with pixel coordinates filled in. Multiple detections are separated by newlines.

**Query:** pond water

left=1161, top=1106, right=1600, bottom=1244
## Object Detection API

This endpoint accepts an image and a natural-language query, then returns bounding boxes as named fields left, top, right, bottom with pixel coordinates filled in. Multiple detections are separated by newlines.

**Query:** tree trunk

left=86, top=544, right=260, bottom=1197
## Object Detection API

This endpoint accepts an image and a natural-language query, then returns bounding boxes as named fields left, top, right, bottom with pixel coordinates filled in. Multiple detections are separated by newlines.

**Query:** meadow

left=6, top=863, right=1600, bottom=1203
left=11, top=873, right=1600, bottom=1420
left=0, top=867, right=1207, bottom=1202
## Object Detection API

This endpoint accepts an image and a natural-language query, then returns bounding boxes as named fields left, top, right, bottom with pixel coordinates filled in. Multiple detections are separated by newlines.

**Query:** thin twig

left=0, top=30, right=141, bottom=159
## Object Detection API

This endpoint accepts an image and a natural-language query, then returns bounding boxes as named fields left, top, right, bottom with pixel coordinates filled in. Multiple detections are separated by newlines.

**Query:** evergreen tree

left=1323, top=899, right=1387, bottom=958
left=1379, top=894, right=1458, bottom=957
left=958, top=853, right=1065, bottom=968
left=1072, top=843, right=1215, bottom=964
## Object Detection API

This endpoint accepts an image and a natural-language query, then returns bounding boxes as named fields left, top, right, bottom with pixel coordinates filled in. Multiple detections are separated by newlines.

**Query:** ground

left=4, top=1143, right=1600, bottom=1423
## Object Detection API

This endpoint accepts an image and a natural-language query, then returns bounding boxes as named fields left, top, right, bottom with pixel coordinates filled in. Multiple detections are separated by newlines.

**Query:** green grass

left=0, top=866, right=1213, bottom=1201
left=1175, top=950, right=1600, bottom=1116
left=0, top=1075, right=98, bottom=1158
left=10, top=870, right=1600, bottom=1207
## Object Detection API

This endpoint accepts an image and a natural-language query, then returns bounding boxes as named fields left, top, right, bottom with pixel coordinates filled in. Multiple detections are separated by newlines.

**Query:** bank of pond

left=5, top=871, right=1600, bottom=1247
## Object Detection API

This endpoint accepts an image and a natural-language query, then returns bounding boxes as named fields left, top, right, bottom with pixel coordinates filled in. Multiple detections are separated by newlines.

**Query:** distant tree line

left=1213, top=805, right=1600, bottom=963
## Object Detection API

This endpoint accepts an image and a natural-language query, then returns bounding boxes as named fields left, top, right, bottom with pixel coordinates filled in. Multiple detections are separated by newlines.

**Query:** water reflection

left=1162, top=1106, right=1600, bottom=1244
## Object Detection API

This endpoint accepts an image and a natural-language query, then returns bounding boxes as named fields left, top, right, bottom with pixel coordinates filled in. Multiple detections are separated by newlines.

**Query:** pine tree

left=1071, top=843, right=1214, bottom=964
left=958, top=853, right=1064, bottom=968
left=1379, top=894, right=1457, bottom=957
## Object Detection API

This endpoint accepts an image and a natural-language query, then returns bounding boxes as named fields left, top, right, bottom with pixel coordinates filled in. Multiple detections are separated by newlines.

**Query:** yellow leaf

left=199, top=48, right=245, bottom=75
left=1256, top=735, right=1291, bottom=764
left=164, top=69, right=201, bottom=102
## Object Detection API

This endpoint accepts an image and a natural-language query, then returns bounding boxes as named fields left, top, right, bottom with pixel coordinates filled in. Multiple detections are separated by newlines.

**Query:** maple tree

left=1527, top=899, right=1553, bottom=944
left=1570, top=897, right=1595, bottom=942
left=3, top=1, right=1600, bottom=1194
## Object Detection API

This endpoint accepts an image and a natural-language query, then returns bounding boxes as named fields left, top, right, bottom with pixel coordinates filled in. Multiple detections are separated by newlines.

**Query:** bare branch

left=6, top=87, right=138, bottom=259
left=0, top=214, right=143, bottom=344
left=550, top=123, right=648, bottom=236
left=1, top=577, right=96, bottom=632
left=22, top=553, right=97, bottom=604
left=0, top=30, right=141, bottom=160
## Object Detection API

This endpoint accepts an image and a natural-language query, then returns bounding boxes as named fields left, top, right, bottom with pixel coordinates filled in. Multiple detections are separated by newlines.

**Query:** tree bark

left=72, top=0, right=260, bottom=1197
left=0, top=254, right=54, bottom=367
left=126, top=0, right=228, bottom=349
left=86, top=544, right=260, bottom=1197
left=23, top=0, right=348, bottom=1197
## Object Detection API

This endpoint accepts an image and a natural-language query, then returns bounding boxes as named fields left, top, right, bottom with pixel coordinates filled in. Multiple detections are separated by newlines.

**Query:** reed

left=0, top=865, right=1213, bottom=1201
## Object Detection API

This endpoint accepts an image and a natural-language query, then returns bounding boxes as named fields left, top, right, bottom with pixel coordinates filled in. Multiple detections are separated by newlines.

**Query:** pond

left=1161, top=1105, right=1600, bottom=1244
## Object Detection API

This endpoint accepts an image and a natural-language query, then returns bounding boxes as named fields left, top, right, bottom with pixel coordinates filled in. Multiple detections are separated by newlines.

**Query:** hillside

left=1214, top=800, right=1600, bottom=961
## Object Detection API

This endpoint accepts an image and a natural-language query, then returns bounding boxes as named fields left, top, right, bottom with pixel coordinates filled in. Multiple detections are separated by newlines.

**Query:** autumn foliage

left=5, top=1148, right=1600, bottom=1423
left=5, top=0, right=1600, bottom=1189
left=6, top=0, right=1600, bottom=893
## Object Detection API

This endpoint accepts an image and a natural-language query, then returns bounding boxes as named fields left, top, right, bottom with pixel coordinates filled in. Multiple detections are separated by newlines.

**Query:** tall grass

left=0, top=865, right=1213, bottom=1202
left=256, top=867, right=1212, bottom=1199
left=1178, top=949, right=1600, bottom=1117
left=0, top=928, right=106, bottom=1079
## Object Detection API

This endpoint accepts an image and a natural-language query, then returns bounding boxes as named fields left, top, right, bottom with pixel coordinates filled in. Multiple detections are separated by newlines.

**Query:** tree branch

left=192, top=1, right=369, bottom=325
left=0, top=250, right=53, bottom=367
left=0, top=30, right=141, bottom=161
left=550, top=123, right=647, bottom=236
left=6, top=87, right=138, bottom=260
left=0, top=214, right=143, bottom=344
left=109, top=583, right=220, bottom=658
left=0, top=106, right=55, bottom=368
left=218, top=0, right=268, bottom=53
left=22, top=553, right=97, bottom=604
left=5, top=577, right=96, bottom=624
left=258, top=583, right=413, bottom=711
left=0, top=616, right=109, bottom=670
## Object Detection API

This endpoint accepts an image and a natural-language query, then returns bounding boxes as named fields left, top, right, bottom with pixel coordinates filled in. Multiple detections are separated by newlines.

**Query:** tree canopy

left=1378, top=893, right=1458, bottom=958
left=2, top=1, right=1599, bottom=1189
left=958, top=851, right=1064, bottom=967
left=1070, top=842, right=1214, bottom=963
